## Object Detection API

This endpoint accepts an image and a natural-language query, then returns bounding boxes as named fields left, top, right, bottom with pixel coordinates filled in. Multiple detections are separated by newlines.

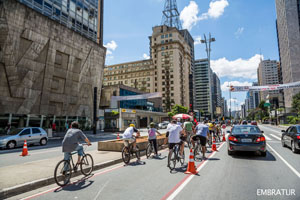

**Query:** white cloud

left=180, top=0, right=229, bottom=30
left=143, top=53, right=150, bottom=59
left=221, top=81, right=252, bottom=92
left=235, top=27, right=244, bottom=38
left=104, top=40, right=118, bottom=51
left=180, top=1, right=200, bottom=31
left=106, top=50, right=113, bottom=55
left=211, top=54, right=263, bottom=79
left=194, top=36, right=202, bottom=45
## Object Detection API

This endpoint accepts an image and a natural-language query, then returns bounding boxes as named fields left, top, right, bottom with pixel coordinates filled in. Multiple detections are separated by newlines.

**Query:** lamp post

left=201, top=33, right=215, bottom=120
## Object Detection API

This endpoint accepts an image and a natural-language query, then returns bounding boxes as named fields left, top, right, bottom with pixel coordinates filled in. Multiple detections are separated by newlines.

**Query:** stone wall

left=0, top=0, right=106, bottom=118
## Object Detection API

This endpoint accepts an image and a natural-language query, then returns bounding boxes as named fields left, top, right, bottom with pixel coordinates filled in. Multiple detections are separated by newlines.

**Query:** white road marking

left=93, top=180, right=110, bottom=200
left=270, top=134, right=281, bottom=141
left=267, top=144, right=300, bottom=179
left=264, top=135, right=272, bottom=140
left=166, top=142, right=226, bottom=200
left=260, top=125, right=282, bottom=136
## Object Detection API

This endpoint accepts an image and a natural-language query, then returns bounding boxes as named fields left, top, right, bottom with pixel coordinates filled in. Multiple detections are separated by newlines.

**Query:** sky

left=103, top=0, right=279, bottom=111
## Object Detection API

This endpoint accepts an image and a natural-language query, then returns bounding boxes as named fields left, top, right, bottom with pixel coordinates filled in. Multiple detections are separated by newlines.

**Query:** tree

left=167, top=104, right=188, bottom=117
left=292, top=92, right=300, bottom=114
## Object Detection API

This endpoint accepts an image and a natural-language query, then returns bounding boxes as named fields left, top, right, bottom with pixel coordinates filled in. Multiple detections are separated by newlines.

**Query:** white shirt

left=167, top=123, right=182, bottom=143
left=123, top=127, right=137, bottom=139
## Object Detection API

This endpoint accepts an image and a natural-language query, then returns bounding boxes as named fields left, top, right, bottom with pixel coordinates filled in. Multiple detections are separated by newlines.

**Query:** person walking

left=148, top=122, right=161, bottom=157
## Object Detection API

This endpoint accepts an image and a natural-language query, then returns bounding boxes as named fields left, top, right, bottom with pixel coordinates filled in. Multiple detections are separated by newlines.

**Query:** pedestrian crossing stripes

left=270, top=134, right=281, bottom=141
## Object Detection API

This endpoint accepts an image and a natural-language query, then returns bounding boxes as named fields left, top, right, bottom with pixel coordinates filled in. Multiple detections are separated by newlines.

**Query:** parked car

left=242, top=120, right=248, bottom=125
left=281, top=125, right=300, bottom=153
left=158, top=122, right=169, bottom=129
left=251, top=121, right=258, bottom=126
left=0, top=127, right=48, bottom=149
left=227, top=125, right=266, bottom=156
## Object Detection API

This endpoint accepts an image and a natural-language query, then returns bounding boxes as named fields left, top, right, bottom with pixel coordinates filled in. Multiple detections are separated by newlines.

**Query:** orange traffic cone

left=185, top=148, right=197, bottom=175
left=20, top=140, right=28, bottom=156
left=117, top=133, right=120, bottom=140
left=212, top=136, right=217, bottom=151
left=222, top=133, right=226, bottom=142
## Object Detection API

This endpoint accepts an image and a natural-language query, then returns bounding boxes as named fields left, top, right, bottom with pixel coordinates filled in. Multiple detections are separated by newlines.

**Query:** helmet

left=150, top=122, right=155, bottom=128
left=130, top=124, right=135, bottom=127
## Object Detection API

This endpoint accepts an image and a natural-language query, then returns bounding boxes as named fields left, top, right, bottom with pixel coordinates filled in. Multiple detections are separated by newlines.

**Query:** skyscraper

left=275, top=0, right=300, bottom=110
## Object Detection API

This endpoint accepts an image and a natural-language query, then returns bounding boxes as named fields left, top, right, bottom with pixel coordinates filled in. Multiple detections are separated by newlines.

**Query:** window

left=169, top=33, right=172, bottom=37
left=32, top=128, right=41, bottom=134
left=161, top=35, right=164, bottom=39
left=20, top=129, right=31, bottom=136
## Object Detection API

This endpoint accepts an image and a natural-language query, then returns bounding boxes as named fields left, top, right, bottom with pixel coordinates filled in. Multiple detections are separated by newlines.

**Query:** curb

left=0, top=146, right=167, bottom=199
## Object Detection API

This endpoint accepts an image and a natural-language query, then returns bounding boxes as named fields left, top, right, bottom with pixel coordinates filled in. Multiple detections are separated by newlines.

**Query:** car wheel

left=291, top=141, right=299, bottom=153
left=281, top=139, right=286, bottom=147
left=260, top=151, right=267, bottom=157
left=227, top=149, right=234, bottom=155
left=40, top=138, right=47, bottom=146
left=6, top=141, right=16, bottom=149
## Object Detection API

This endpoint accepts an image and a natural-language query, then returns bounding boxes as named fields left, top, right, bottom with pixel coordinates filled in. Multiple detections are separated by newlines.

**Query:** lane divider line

left=264, top=135, right=272, bottom=141
left=260, top=126, right=282, bottom=136
left=161, top=142, right=226, bottom=200
left=267, top=144, right=300, bottom=179
left=270, top=134, right=281, bottom=141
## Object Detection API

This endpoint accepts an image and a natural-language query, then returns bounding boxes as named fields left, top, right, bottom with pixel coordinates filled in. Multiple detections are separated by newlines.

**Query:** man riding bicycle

left=183, top=118, right=194, bottom=146
left=192, top=120, right=209, bottom=159
left=167, top=120, right=185, bottom=165
left=123, top=124, right=140, bottom=156
left=62, top=121, right=91, bottom=169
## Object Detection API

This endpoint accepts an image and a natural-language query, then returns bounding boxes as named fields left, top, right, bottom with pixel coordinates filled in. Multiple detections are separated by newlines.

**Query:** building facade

left=212, top=72, right=222, bottom=117
left=18, top=0, right=103, bottom=43
left=275, top=0, right=300, bottom=109
left=103, top=60, right=155, bottom=93
left=194, top=59, right=213, bottom=119
left=0, top=0, right=106, bottom=130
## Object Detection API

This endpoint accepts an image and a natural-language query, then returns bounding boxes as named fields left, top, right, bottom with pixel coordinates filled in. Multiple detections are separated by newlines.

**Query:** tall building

left=248, top=82, right=260, bottom=110
left=18, top=0, right=104, bottom=44
left=212, top=72, right=222, bottom=117
left=194, top=59, right=213, bottom=119
left=149, top=25, right=191, bottom=111
left=103, top=60, right=155, bottom=93
left=0, top=0, right=106, bottom=130
left=257, top=60, right=282, bottom=102
left=275, top=0, right=300, bottom=110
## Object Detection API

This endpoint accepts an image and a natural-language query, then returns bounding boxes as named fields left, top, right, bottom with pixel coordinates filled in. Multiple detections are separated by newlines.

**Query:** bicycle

left=193, top=139, right=203, bottom=161
left=122, top=138, right=140, bottom=164
left=168, top=143, right=185, bottom=170
left=185, top=132, right=192, bottom=149
left=54, top=143, right=94, bottom=186
left=146, top=140, right=158, bottom=158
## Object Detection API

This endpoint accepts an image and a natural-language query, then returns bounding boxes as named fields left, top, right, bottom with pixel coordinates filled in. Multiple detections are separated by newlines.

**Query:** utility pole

left=201, top=33, right=215, bottom=121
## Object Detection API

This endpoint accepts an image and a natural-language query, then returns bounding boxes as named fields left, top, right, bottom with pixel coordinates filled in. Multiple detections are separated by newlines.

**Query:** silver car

left=0, top=127, right=48, bottom=149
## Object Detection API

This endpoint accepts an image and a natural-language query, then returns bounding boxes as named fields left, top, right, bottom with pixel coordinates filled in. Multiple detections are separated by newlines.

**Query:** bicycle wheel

left=186, top=135, right=191, bottom=149
left=180, top=150, right=185, bottom=166
left=80, top=154, right=94, bottom=176
left=54, top=160, right=72, bottom=186
left=135, top=146, right=140, bottom=160
left=122, top=146, right=131, bottom=164
left=146, top=143, right=152, bottom=158
left=168, top=150, right=176, bottom=170
left=194, top=144, right=202, bottom=161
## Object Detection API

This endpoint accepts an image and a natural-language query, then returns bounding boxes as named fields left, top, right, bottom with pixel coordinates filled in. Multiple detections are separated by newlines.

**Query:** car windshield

left=232, top=126, right=261, bottom=135
left=7, top=128, right=23, bottom=135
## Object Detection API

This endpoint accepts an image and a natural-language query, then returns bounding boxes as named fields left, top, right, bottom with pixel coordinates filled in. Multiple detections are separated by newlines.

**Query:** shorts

left=123, top=138, right=136, bottom=147
left=180, top=135, right=187, bottom=142
left=64, top=144, right=84, bottom=161
left=168, top=142, right=182, bottom=149
left=185, top=130, right=193, bottom=136
left=192, top=135, right=207, bottom=146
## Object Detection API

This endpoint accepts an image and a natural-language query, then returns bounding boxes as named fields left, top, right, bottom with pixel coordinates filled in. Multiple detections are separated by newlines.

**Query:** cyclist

left=183, top=118, right=194, bottom=147
left=167, top=120, right=185, bottom=164
left=62, top=121, right=91, bottom=170
left=177, top=118, right=182, bottom=126
left=192, top=120, right=209, bottom=159
left=123, top=124, right=140, bottom=154
left=148, top=122, right=161, bottom=157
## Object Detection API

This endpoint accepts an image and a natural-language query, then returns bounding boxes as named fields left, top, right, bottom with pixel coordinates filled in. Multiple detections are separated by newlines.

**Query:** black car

left=227, top=125, right=266, bottom=156
left=281, top=125, right=300, bottom=153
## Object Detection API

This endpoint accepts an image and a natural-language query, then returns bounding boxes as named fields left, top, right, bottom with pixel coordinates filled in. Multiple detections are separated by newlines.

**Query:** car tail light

left=229, top=136, right=238, bottom=142
left=256, top=136, right=266, bottom=142
left=297, top=136, right=300, bottom=139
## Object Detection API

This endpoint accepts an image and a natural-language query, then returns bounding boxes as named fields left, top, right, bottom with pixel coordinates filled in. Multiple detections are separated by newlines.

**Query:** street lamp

left=201, top=33, right=216, bottom=120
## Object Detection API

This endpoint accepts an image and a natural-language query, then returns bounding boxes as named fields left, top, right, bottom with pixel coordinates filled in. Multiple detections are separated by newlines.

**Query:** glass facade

left=18, top=0, right=98, bottom=42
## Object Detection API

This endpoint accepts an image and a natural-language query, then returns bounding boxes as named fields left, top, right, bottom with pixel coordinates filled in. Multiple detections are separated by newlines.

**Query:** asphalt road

left=0, top=129, right=167, bottom=167
left=7, top=125, right=300, bottom=200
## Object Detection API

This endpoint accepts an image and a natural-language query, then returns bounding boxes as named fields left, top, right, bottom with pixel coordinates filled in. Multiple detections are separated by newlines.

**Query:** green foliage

left=167, top=104, right=188, bottom=117
left=287, top=116, right=300, bottom=124
left=292, top=92, right=300, bottom=114
left=277, top=108, right=284, bottom=112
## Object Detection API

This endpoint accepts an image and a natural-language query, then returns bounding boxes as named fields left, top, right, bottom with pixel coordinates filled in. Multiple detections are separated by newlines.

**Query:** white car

left=158, top=122, right=168, bottom=129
